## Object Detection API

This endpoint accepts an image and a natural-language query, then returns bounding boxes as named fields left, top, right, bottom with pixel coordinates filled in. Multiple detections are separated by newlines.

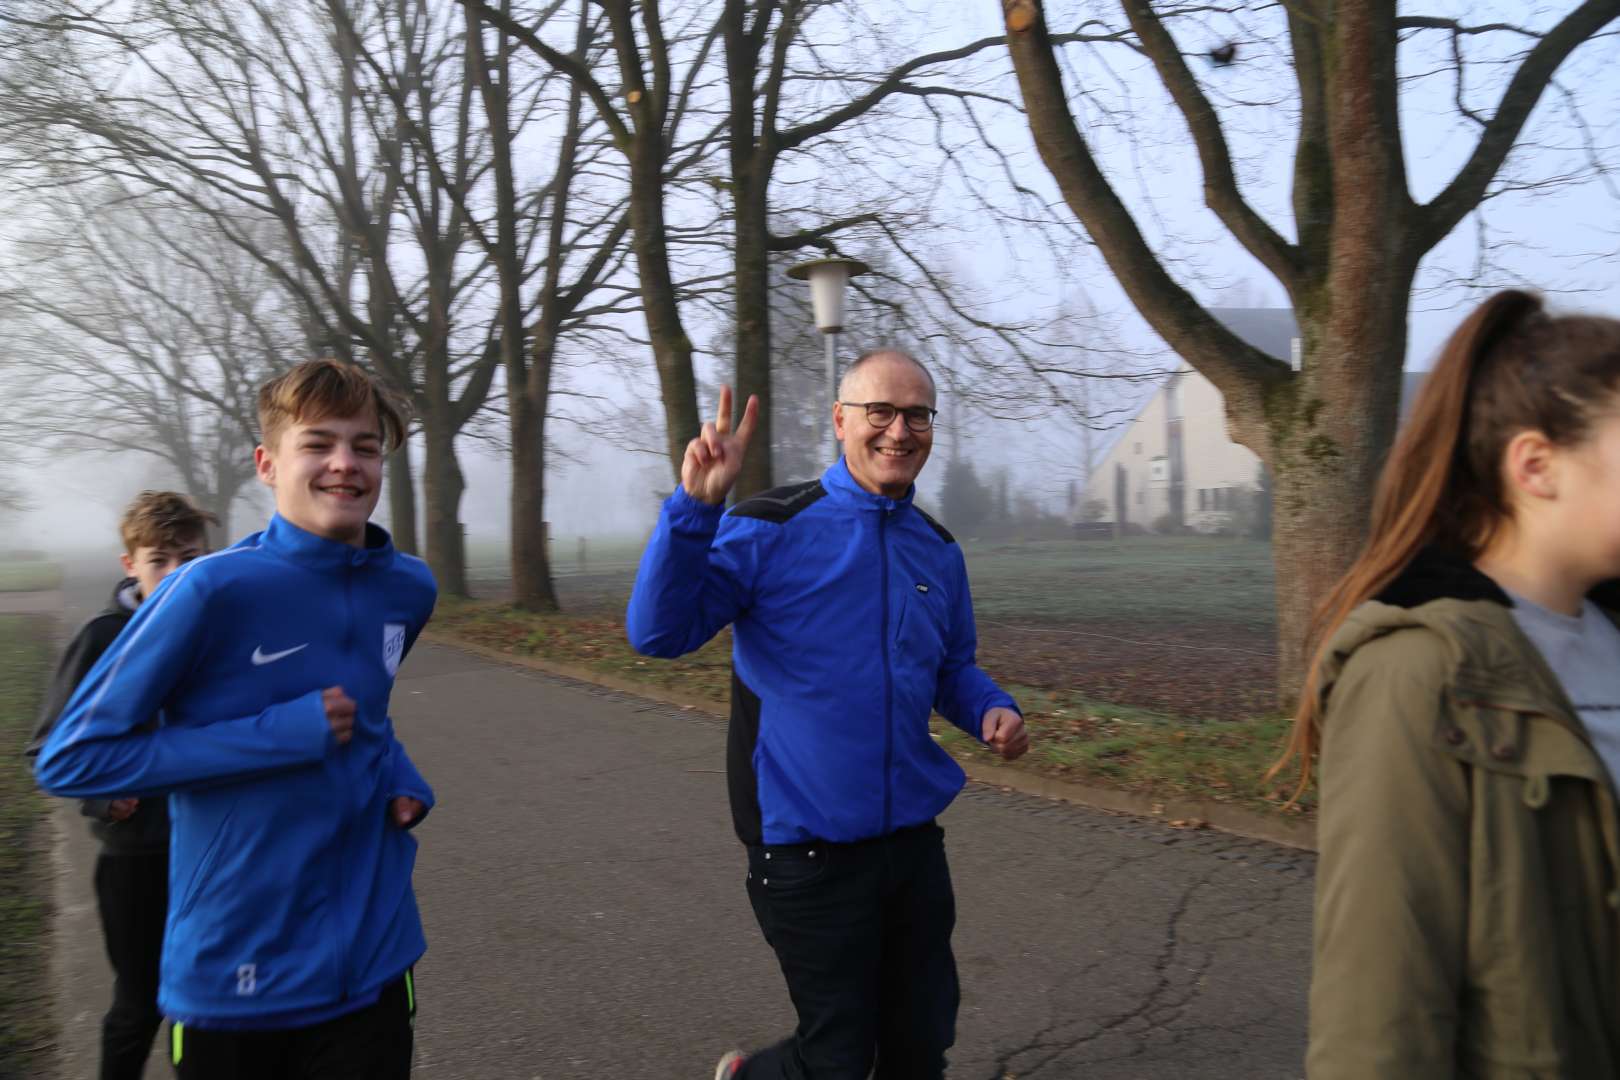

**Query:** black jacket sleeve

left=26, top=614, right=128, bottom=820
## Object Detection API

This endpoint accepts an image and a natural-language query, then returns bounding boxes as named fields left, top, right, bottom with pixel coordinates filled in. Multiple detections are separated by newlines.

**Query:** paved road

left=45, top=569, right=1313, bottom=1079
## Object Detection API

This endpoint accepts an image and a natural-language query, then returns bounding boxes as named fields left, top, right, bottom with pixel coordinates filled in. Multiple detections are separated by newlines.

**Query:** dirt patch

left=975, top=619, right=1278, bottom=721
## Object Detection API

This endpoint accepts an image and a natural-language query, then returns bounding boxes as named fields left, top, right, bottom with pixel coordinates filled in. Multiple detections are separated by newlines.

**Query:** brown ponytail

left=1272, top=290, right=1620, bottom=796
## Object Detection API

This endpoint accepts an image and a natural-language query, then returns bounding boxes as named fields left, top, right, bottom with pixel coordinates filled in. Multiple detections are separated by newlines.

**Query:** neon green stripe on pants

left=171, top=1022, right=184, bottom=1066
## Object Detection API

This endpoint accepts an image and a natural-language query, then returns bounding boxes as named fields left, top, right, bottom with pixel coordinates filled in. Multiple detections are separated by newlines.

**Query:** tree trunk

left=388, top=440, right=419, bottom=555
left=627, top=146, right=701, bottom=475
left=470, top=0, right=560, bottom=611
left=420, top=418, right=467, bottom=597
left=1258, top=266, right=1415, bottom=701
left=1255, top=2, right=1415, bottom=700
left=510, top=333, right=558, bottom=611
left=203, top=465, right=242, bottom=549
left=733, top=177, right=775, bottom=498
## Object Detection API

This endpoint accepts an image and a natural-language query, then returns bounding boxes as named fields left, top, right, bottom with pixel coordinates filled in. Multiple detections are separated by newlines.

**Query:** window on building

left=1197, top=489, right=1207, bottom=511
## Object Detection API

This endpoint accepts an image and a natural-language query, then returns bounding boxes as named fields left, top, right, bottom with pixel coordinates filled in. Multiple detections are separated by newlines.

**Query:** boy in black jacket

left=27, top=491, right=214, bottom=1080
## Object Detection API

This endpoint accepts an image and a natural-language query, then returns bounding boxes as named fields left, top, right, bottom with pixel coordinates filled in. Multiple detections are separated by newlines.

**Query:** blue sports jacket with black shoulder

left=627, top=457, right=1018, bottom=846
left=34, top=515, right=436, bottom=1029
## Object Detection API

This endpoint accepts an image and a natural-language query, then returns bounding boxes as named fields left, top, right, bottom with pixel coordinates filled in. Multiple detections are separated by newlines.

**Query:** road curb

left=421, top=631, right=1318, bottom=853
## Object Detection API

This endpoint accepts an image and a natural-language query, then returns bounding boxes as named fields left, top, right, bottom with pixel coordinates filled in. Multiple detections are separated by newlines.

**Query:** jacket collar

left=261, top=513, right=396, bottom=571
left=108, top=576, right=140, bottom=615
left=820, top=456, right=915, bottom=512
left=1377, top=545, right=1620, bottom=612
left=1326, top=546, right=1620, bottom=744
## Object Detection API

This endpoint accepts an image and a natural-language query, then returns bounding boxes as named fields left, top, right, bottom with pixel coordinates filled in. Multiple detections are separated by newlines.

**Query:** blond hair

left=257, top=358, right=409, bottom=453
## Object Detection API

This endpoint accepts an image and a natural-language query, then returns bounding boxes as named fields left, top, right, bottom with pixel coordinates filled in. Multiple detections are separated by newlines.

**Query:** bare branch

left=1419, top=0, right=1620, bottom=250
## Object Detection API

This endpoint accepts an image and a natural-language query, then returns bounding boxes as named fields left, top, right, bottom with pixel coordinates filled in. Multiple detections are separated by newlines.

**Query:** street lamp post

left=786, top=256, right=869, bottom=462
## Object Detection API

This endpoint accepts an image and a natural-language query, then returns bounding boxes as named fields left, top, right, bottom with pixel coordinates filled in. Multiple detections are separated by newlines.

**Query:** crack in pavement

left=985, top=875, right=1213, bottom=1079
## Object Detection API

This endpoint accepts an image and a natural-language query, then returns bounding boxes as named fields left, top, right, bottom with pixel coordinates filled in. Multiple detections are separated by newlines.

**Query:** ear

left=833, top=402, right=847, bottom=444
left=254, top=444, right=276, bottom=488
left=1502, top=429, right=1558, bottom=501
left=119, top=552, right=135, bottom=577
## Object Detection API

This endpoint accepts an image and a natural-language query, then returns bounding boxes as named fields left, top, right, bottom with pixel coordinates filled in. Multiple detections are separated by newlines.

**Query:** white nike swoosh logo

left=251, top=643, right=309, bottom=666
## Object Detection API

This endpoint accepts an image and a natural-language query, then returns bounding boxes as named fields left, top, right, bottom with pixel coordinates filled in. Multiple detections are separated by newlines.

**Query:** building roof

left=1207, top=307, right=1300, bottom=363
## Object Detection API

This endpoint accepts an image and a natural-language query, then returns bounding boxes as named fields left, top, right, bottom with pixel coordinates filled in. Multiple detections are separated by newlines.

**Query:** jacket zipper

left=335, top=562, right=356, bottom=999
left=879, top=509, right=894, bottom=835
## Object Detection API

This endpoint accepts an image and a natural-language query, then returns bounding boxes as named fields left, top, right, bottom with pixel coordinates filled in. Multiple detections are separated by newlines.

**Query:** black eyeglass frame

left=837, top=400, right=939, bottom=433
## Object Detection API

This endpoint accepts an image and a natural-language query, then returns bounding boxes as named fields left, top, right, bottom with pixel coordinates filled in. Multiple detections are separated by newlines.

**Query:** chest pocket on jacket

left=1437, top=701, right=1610, bottom=809
left=895, top=583, right=949, bottom=665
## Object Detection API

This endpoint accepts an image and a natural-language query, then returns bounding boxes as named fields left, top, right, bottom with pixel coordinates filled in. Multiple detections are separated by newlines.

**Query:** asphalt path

left=44, top=568, right=1313, bottom=1079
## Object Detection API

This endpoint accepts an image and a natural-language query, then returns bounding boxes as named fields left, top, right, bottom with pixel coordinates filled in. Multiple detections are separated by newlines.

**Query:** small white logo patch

left=383, top=623, right=406, bottom=676
left=251, top=643, right=308, bottom=666
left=236, top=964, right=257, bottom=996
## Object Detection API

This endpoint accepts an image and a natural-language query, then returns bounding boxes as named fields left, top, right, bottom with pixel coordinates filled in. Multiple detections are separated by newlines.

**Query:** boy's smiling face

left=255, top=407, right=384, bottom=547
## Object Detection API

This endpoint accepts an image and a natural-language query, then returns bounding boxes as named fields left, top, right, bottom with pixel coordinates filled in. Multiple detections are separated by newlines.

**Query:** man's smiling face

left=835, top=353, right=935, bottom=500
left=254, top=407, right=384, bottom=547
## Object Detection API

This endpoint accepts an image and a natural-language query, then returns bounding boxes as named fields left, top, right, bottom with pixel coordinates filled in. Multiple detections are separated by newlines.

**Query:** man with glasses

left=628, top=349, right=1027, bottom=1079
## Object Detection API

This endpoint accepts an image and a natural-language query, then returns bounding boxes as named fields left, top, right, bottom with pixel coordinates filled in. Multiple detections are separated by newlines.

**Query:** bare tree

left=468, top=0, right=1125, bottom=496
left=1, top=0, right=520, bottom=594
left=998, top=0, right=1619, bottom=696
left=0, top=191, right=300, bottom=541
left=467, top=0, right=633, bottom=609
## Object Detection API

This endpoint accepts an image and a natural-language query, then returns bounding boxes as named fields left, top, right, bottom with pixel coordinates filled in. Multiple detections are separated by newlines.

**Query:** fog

left=3, top=0, right=1617, bottom=575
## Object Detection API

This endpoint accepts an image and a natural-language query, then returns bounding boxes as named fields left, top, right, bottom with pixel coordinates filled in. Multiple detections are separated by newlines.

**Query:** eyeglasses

left=838, top=401, right=938, bottom=433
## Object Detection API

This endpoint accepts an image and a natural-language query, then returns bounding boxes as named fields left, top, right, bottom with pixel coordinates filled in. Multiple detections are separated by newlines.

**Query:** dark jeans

left=739, top=821, right=959, bottom=1080
left=95, top=850, right=168, bottom=1080
left=170, top=972, right=415, bottom=1080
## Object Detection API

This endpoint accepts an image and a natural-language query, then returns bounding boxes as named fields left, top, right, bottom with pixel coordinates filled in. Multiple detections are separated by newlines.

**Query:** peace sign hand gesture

left=682, top=385, right=760, bottom=506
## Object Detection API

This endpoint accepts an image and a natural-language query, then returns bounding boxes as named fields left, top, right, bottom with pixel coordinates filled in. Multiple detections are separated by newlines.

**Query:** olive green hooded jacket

left=1308, top=549, right=1620, bottom=1079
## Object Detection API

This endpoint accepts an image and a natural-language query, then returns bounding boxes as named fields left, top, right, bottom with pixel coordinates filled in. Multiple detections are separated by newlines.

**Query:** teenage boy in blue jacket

left=36, top=359, right=436, bottom=1080
left=627, top=350, right=1029, bottom=1080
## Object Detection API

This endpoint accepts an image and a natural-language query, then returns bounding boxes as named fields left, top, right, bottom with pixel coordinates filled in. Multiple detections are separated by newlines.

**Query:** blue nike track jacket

left=627, top=458, right=1017, bottom=846
left=35, top=515, right=436, bottom=1028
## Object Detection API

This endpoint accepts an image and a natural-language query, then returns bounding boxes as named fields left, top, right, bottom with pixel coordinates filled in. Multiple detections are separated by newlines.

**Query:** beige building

left=1082, top=309, right=1295, bottom=534
left=1082, top=309, right=1427, bottom=533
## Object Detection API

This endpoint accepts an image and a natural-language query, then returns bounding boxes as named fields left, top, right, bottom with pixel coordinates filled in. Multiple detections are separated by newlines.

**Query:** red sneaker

left=714, top=1050, right=746, bottom=1079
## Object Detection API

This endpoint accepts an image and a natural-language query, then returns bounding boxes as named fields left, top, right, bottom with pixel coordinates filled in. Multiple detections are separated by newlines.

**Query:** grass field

left=0, top=614, right=57, bottom=1077
left=462, top=535, right=1279, bottom=718
left=960, top=536, right=1276, bottom=628
left=0, top=562, right=63, bottom=593
left=435, top=534, right=1309, bottom=815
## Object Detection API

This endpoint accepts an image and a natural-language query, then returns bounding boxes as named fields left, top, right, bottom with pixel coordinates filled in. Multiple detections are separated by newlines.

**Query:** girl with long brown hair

left=1283, top=290, right=1620, bottom=1077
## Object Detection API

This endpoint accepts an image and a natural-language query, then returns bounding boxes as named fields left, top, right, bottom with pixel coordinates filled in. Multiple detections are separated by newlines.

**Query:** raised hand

left=681, top=385, right=760, bottom=506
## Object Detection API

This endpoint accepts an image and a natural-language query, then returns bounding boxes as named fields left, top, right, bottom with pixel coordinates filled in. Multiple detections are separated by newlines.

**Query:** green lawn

left=959, top=536, right=1276, bottom=629
left=463, top=534, right=1277, bottom=626
left=0, top=562, right=62, bottom=593
left=0, top=614, right=57, bottom=1076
